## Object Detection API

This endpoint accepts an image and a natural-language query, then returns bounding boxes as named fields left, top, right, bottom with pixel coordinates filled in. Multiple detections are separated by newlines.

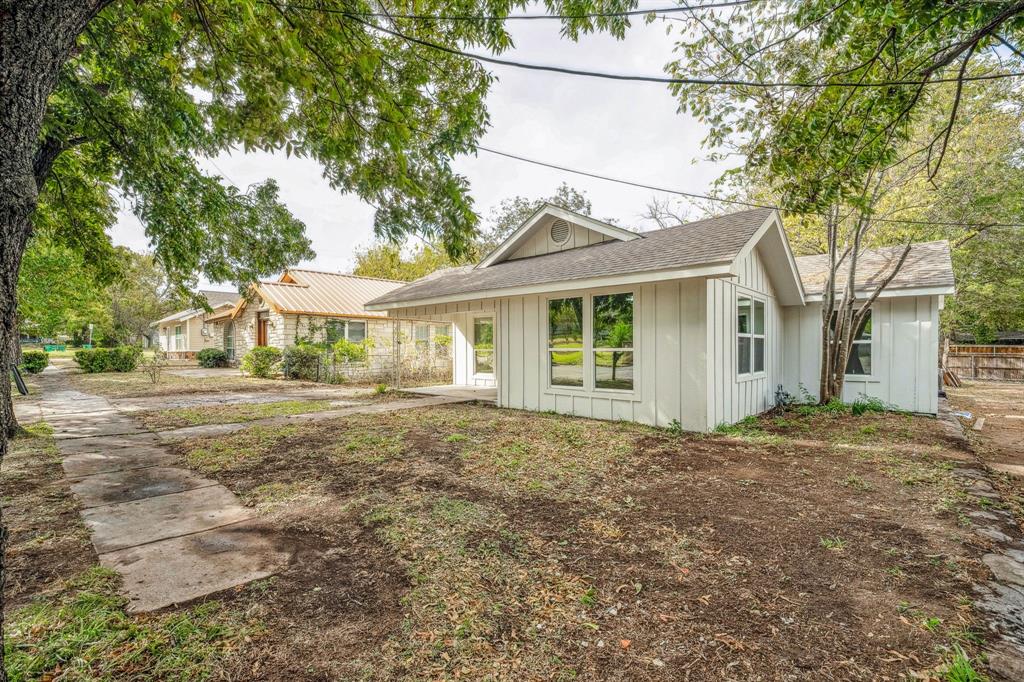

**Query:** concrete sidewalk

left=37, top=388, right=289, bottom=612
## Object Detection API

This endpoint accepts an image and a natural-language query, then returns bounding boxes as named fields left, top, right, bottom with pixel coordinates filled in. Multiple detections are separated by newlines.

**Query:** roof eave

left=802, top=284, right=956, bottom=302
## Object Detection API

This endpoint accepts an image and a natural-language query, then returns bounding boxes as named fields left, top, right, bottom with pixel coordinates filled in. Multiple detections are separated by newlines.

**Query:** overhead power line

left=275, top=0, right=762, bottom=21
left=276, top=6, right=1024, bottom=89
left=475, top=145, right=1024, bottom=229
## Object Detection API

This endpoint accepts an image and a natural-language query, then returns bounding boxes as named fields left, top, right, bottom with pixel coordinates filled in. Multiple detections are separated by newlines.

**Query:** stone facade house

left=205, top=269, right=451, bottom=381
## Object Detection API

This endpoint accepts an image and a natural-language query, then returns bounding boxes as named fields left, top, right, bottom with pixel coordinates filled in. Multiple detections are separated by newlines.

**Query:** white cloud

left=108, top=14, right=735, bottom=286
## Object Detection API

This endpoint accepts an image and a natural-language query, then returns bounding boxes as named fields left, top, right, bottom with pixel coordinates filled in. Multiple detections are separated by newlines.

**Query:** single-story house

left=153, top=290, right=239, bottom=358
left=205, top=269, right=452, bottom=377
left=365, top=204, right=955, bottom=431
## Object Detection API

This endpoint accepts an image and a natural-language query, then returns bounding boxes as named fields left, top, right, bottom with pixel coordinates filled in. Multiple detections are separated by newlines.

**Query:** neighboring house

left=366, top=204, right=955, bottom=431
left=153, top=290, right=239, bottom=359
left=205, top=269, right=451, bottom=376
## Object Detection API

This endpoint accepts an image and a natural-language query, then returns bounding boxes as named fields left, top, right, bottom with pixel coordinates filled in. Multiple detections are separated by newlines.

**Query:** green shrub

left=197, top=348, right=228, bottom=368
left=240, top=346, right=282, bottom=378
left=333, top=337, right=367, bottom=363
left=20, top=350, right=49, bottom=374
left=108, top=346, right=142, bottom=372
left=282, top=344, right=323, bottom=381
left=73, top=346, right=141, bottom=373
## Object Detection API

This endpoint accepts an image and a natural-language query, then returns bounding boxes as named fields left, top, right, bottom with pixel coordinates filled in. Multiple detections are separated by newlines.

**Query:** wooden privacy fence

left=946, top=345, right=1024, bottom=382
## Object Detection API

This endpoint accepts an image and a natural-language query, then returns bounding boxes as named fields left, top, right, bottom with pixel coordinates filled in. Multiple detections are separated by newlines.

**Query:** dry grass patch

left=68, top=370, right=304, bottom=399
left=169, top=403, right=993, bottom=680
left=137, top=399, right=336, bottom=430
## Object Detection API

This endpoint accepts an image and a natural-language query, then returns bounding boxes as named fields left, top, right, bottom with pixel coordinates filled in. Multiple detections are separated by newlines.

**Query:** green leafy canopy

left=37, top=0, right=642, bottom=292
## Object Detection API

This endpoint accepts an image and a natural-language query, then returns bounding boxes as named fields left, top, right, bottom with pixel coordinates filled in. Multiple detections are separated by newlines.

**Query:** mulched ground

left=169, top=402, right=994, bottom=681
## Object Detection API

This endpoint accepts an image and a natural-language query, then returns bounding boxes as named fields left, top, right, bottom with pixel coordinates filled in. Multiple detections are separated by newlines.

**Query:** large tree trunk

left=2, top=2, right=112, bottom=676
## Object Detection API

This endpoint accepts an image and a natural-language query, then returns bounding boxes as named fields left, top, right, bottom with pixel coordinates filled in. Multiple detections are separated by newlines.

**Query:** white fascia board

left=365, top=262, right=733, bottom=310
left=729, top=210, right=807, bottom=306
left=802, top=285, right=956, bottom=302
left=476, top=204, right=641, bottom=269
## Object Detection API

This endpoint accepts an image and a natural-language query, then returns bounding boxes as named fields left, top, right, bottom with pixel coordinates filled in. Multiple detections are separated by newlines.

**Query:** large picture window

left=737, top=296, right=765, bottom=376
left=473, top=317, right=494, bottom=375
left=846, top=311, right=872, bottom=376
left=548, top=297, right=583, bottom=387
left=593, top=293, right=634, bottom=390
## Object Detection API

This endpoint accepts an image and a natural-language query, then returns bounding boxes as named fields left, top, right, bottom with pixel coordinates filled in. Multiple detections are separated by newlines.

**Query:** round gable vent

left=549, top=218, right=572, bottom=245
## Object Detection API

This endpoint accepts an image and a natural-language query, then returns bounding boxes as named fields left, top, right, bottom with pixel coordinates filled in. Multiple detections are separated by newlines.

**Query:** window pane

left=754, top=300, right=765, bottom=335
left=550, top=351, right=583, bottom=386
left=854, top=311, right=872, bottom=341
left=754, top=337, right=765, bottom=373
left=595, top=351, right=634, bottom=390
left=475, top=350, right=494, bottom=375
left=432, top=324, right=449, bottom=337
left=846, top=342, right=872, bottom=375
left=347, top=320, right=366, bottom=343
left=415, top=323, right=429, bottom=348
left=325, top=320, right=344, bottom=344
left=474, top=318, right=493, bottom=348
left=738, top=336, right=751, bottom=374
left=548, top=298, right=583, bottom=348
left=737, top=297, right=751, bottom=334
left=593, top=293, right=634, bottom=348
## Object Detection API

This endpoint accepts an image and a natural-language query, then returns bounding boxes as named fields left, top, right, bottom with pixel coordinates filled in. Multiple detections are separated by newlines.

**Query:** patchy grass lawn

left=168, top=402, right=992, bottom=680
left=2, top=421, right=93, bottom=605
left=2, top=420, right=259, bottom=681
left=136, top=399, right=338, bottom=430
left=67, top=370, right=313, bottom=399
left=4, top=568, right=259, bottom=682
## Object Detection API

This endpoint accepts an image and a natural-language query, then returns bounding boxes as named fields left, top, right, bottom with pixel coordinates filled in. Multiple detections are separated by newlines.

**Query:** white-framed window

left=174, top=325, right=184, bottom=351
left=846, top=310, right=873, bottom=376
left=593, top=292, right=634, bottom=391
left=325, top=318, right=367, bottom=344
left=415, top=323, right=430, bottom=350
left=224, top=322, right=235, bottom=361
left=737, top=295, right=765, bottom=376
left=546, top=291, right=636, bottom=392
left=473, top=317, right=494, bottom=376
left=547, top=297, right=584, bottom=387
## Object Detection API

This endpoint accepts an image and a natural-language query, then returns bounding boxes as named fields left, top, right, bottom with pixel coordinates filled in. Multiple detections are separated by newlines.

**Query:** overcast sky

left=109, top=11, right=735, bottom=290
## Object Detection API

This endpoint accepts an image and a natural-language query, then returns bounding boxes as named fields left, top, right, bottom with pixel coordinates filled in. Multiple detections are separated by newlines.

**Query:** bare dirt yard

left=948, top=381, right=1024, bottom=529
left=5, top=373, right=1004, bottom=681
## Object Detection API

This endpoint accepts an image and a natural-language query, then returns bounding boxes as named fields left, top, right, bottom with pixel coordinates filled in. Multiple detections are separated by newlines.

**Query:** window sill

left=736, top=371, right=767, bottom=384
left=844, top=374, right=881, bottom=384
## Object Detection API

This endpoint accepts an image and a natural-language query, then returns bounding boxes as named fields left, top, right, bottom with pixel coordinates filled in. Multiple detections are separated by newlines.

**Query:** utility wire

left=476, top=145, right=1024, bottom=229
left=277, top=6, right=1024, bottom=89
left=275, top=0, right=762, bottom=21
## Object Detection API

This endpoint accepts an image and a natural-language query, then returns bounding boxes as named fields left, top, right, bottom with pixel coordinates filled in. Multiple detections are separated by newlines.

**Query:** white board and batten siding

left=506, top=219, right=611, bottom=261
left=493, top=280, right=709, bottom=431
left=705, top=246, right=784, bottom=429
left=782, top=296, right=940, bottom=414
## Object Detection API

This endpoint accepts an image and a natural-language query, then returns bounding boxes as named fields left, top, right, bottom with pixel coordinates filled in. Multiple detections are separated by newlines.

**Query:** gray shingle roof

left=369, top=208, right=776, bottom=306
left=795, top=241, right=954, bottom=296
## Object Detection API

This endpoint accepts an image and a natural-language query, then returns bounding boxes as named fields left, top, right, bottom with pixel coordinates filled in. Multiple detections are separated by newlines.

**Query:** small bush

left=20, top=350, right=49, bottom=374
left=282, top=344, right=323, bottom=381
left=73, top=346, right=140, bottom=373
left=374, top=382, right=388, bottom=395
left=108, top=346, right=142, bottom=372
left=197, top=348, right=228, bottom=368
left=851, top=395, right=887, bottom=416
left=240, top=346, right=282, bottom=378
left=333, top=337, right=368, bottom=363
